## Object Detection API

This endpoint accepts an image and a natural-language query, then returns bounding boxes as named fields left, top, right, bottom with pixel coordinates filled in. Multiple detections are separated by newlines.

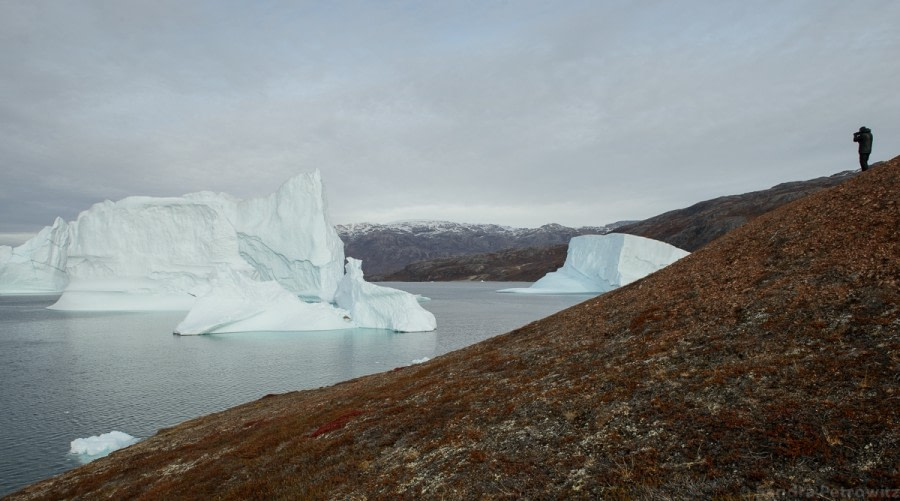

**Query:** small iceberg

left=499, top=233, right=689, bottom=294
left=69, top=431, right=139, bottom=463
left=335, top=258, right=437, bottom=332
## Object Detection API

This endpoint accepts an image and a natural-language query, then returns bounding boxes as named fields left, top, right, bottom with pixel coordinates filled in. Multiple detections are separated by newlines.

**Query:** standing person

left=853, top=126, right=873, bottom=171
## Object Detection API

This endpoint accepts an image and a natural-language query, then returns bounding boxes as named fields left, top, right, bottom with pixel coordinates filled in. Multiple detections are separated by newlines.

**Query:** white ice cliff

left=0, top=217, right=70, bottom=293
left=0, top=171, right=435, bottom=333
left=499, top=233, right=689, bottom=294
left=51, top=171, right=342, bottom=310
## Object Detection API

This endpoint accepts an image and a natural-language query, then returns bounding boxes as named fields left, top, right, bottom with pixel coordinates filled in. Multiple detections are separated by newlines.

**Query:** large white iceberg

left=1, top=170, right=435, bottom=333
left=0, top=217, right=70, bottom=293
left=499, top=233, right=689, bottom=294
left=49, top=171, right=342, bottom=310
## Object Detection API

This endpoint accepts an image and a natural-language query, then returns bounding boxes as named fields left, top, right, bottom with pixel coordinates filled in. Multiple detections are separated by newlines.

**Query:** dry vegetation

left=7, top=158, right=899, bottom=500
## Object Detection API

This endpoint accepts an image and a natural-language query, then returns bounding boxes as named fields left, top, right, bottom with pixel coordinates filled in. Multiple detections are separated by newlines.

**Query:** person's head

left=859, top=126, right=867, bottom=132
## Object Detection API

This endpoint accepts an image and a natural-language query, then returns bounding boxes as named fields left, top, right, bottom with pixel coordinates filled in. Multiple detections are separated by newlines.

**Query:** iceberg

left=176, top=258, right=436, bottom=334
left=173, top=269, right=353, bottom=335
left=48, top=171, right=341, bottom=310
left=499, top=233, right=689, bottom=294
left=335, top=258, right=437, bottom=332
left=1, top=170, right=436, bottom=333
left=0, top=217, right=70, bottom=293
left=230, top=171, right=344, bottom=303
left=70, top=431, right=139, bottom=461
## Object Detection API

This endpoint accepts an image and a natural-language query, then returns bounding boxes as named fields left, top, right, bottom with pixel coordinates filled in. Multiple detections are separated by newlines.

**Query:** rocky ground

left=7, top=157, right=898, bottom=500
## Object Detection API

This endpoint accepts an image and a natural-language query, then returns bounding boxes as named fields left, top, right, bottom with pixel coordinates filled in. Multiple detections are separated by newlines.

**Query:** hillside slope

left=616, top=169, right=857, bottom=251
left=9, top=157, right=898, bottom=499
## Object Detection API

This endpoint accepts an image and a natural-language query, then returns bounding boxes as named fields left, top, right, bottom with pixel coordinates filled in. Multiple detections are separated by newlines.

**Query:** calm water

left=0, top=282, right=593, bottom=496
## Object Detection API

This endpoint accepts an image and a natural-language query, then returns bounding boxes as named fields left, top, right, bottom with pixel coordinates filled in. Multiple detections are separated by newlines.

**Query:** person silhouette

left=853, top=126, right=873, bottom=171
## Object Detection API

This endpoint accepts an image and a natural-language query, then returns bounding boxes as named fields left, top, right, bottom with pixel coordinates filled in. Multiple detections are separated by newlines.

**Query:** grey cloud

left=2, top=0, right=898, bottom=238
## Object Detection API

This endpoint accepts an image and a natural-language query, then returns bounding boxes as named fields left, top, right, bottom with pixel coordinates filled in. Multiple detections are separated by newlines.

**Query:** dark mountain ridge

left=10, top=156, right=898, bottom=499
left=337, top=221, right=624, bottom=277
left=381, top=244, right=569, bottom=282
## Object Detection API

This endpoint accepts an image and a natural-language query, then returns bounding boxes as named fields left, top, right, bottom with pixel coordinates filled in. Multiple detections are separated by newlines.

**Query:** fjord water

left=0, top=282, right=592, bottom=496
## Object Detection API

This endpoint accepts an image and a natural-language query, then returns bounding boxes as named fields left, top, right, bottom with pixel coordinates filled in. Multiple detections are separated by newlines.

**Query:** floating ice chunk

left=500, top=234, right=689, bottom=294
left=69, top=431, right=138, bottom=461
left=335, top=258, right=437, bottom=332
left=173, top=269, right=352, bottom=335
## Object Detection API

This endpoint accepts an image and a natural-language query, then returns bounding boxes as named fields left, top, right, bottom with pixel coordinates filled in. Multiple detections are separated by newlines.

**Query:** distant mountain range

left=363, top=169, right=859, bottom=281
left=336, top=221, right=630, bottom=278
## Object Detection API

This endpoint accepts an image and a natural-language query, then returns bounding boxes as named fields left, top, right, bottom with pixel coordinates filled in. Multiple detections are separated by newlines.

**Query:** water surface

left=0, top=282, right=593, bottom=496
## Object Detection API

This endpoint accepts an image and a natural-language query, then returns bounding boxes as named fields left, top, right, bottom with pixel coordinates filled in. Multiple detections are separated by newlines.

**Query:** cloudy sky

left=2, top=0, right=898, bottom=245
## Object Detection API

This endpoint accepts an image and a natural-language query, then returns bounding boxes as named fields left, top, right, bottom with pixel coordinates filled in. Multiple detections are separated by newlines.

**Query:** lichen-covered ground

left=9, top=158, right=898, bottom=500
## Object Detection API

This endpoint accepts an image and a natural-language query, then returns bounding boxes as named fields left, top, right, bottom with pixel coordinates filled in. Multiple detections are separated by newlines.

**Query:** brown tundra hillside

left=8, top=157, right=899, bottom=500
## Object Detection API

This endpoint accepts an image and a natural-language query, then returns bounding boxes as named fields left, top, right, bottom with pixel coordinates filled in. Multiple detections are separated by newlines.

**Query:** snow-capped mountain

left=336, top=220, right=631, bottom=277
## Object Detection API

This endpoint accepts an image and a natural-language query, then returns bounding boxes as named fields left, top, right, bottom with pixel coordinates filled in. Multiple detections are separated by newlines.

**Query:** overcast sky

left=2, top=0, right=898, bottom=245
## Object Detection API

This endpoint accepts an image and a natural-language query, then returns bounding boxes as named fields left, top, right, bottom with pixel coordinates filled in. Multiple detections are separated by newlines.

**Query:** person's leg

left=860, top=153, right=869, bottom=171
